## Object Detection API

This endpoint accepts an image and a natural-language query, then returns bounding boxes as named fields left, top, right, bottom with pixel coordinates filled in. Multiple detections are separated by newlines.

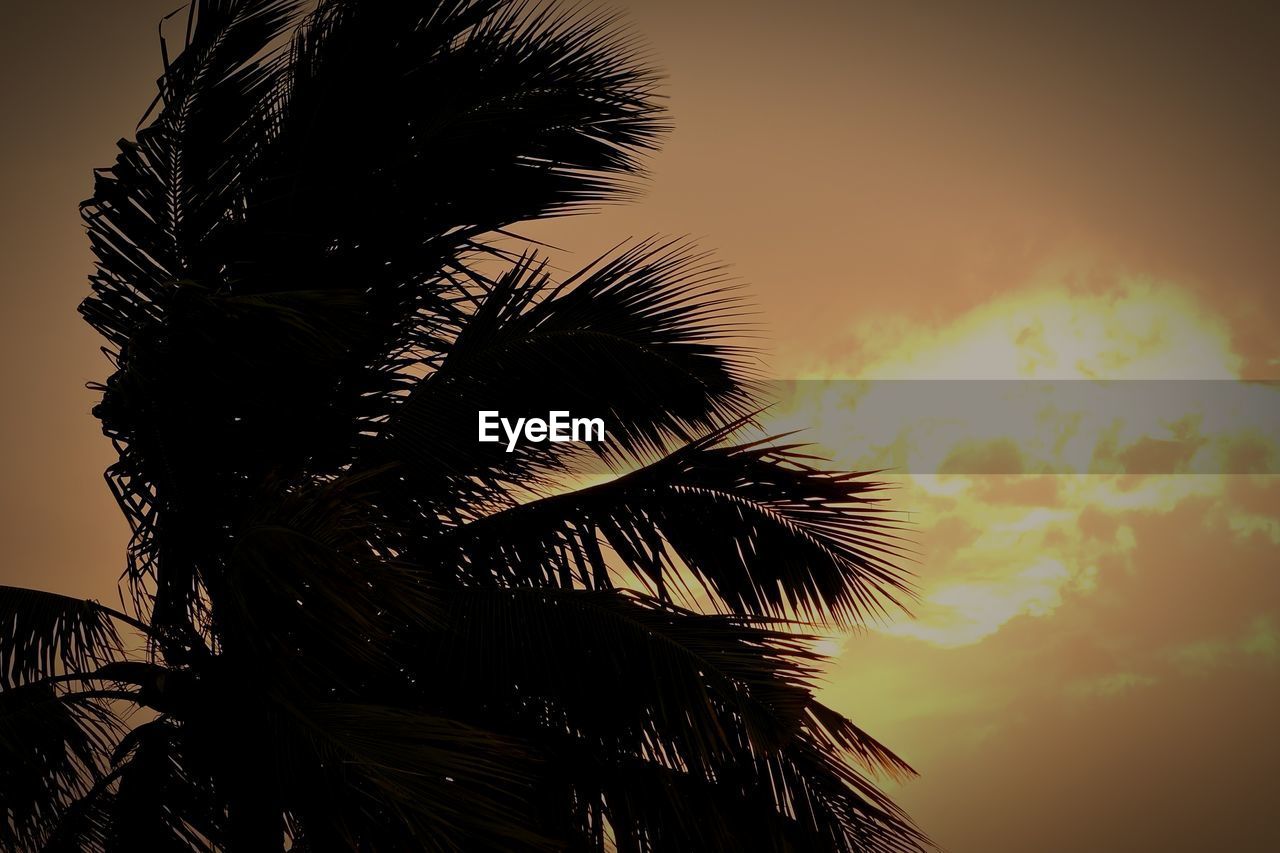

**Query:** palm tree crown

left=1, top=1, right=930, bottom=850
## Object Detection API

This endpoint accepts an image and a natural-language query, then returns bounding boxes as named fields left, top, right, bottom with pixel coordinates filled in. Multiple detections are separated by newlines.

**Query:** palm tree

left=0, top=1, right=930, bottom=850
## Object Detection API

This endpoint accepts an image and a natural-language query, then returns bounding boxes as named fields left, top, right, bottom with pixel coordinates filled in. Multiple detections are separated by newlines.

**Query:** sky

left=1, top=1, right=1277, bottom=850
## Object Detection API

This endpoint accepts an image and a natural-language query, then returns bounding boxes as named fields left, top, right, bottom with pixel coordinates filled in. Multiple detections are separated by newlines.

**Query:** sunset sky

left=2, top=1, right=1277, bottom=850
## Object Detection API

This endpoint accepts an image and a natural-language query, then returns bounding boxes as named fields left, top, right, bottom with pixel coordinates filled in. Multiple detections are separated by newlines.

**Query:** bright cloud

left=826, top=268, right=1242, bottom=381
left=1065, top=672, right=1159, bottom=698
left=879, top=557, right=1073, bottom=646
left=764, top=267, right=1278, bottom=649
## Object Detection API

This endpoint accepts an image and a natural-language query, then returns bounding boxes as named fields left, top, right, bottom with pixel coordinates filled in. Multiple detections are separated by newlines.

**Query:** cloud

left=1167, top=615, right=1280, bottom=674
left=1064, top=672, right=1158, bottom=698
left=823, top=268, right=1243, bottom=381
left=879, top=557, right=1074, bottom=646
left=761, top=269, right=1280, bottom=654
left=762, top=267, right=1279, bottom=852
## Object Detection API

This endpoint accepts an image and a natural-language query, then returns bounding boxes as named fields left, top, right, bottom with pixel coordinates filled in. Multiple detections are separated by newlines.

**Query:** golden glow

left=766, top=270, right=1277, bottom=648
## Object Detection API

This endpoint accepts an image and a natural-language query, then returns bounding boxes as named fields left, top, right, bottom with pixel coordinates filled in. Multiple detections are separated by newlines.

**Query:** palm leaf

left=218, top=476, right=443, bottom=690
left=432, top=588, right=820, bottom=762
left=280, top=702, right=549, bottom=850
left=105, top=719, right=222, bottom=852
left=82, top=0, right=305, bottom=347
left=365, top=239, right=758, bottom=519
left=559, top=749, right=925, bottom=853
left=0, top=586, right=125, bottom=689
left=420, top=587, right=924, bottom=851
left=430, top=431, right=917, bottom=627
left=246, top=0, right=664, bottom=264
left=0, top=685, right=124, bottom=850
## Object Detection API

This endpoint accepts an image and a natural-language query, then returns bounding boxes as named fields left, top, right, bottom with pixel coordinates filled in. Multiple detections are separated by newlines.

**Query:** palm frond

left=0, top=684, right=124, bottom=850
left=806, top=701, right=917, bottom=785
left=431, top=431, right=916, bottom=627
left=432, top=588, right=820, bottom=761
left=82, top=0, right=305, bottom=345
left=39, top=717, right=224, bottom=853
left=218, top=476, right=442, bottom=689
left=104, top=718, right=222, bottom=852
left=557, top=748, right=926, bottom=853
left=367, top=237, right=756, bottom=495
left=39, top=767, right=120, bottom=853
left=420, top=586, right=924, bottom=851
left=0, top=586, right=125, bottom=689
left=248, top=0, right=664, bottom=259
left=281, top=702, right=549, bottom=850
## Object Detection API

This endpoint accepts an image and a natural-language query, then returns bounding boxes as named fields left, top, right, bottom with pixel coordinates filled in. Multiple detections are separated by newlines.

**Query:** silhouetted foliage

left=1, top=1, right=930, bottom=849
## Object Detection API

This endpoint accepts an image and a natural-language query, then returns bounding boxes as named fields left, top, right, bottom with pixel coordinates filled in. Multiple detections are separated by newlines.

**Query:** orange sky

left=2, top=2, right=1277, bottom=850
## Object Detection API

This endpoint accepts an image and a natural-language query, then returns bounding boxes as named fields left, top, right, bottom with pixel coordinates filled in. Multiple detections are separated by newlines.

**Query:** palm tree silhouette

left=0, top=1, right=930, bottom=850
